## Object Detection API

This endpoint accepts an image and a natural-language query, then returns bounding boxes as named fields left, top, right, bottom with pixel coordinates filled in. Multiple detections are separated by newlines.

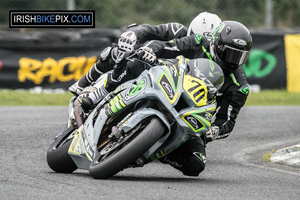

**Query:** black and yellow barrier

left=0, top=29, right=299, bottom=91
left=284, top=34, right=300, bottom=92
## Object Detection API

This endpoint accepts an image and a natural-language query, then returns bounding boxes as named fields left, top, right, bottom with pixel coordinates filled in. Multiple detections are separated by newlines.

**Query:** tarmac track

left=0, top=106, right=299, bottom=200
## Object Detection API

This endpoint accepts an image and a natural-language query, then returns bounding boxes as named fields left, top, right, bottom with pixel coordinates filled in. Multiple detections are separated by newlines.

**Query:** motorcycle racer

left=139, top=21, right=252, bottom=176
left=69, top=12, right=221, bottom=96
left=142, top=21, right=252, bottom=141
left=70, top=13, right=253, bottom=177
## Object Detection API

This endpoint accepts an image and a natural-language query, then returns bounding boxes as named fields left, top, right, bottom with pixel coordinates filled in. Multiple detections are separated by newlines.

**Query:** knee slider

left=182, top=155, right=205, bottom=177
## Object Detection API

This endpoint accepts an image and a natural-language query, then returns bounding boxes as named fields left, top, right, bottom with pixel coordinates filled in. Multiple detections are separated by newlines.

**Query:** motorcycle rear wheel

left=89, top=117, right=165, bottom=179
left=47, top=126, right=78, bottom=173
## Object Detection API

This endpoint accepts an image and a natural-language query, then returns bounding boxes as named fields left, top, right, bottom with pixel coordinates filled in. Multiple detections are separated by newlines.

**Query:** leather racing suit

left=75, top=23, right=187, bottom=90
left=145, top=34, right=250, bottom=138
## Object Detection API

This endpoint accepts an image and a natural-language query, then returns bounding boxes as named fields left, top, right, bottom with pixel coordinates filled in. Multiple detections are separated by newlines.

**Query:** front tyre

left=89, top=117, right=165, bottom=179
left=47, top=126, right=78, bottom=173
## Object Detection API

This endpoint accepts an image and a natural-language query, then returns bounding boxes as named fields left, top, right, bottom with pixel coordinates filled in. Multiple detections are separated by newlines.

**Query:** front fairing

left=68, top=56, right=224, bottom=166
left=105, top=56, right=224, bottom=145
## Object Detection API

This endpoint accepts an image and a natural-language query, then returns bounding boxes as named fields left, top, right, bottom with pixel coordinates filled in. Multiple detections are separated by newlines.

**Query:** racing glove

left=206, top=125, right=231, bottom=142
left=118, top=30, right=137, bottom=52
left=137, top=46, right=157, bottom=64
left=206, top=125, right=220, bottom=142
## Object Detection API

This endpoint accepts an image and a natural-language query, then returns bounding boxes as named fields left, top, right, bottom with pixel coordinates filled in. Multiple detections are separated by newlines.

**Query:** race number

left=183, top=75, right=207, bottom=107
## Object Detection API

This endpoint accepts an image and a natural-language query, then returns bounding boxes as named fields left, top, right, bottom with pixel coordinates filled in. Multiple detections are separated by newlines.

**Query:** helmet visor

left=220, top=45, right=250, bottom=66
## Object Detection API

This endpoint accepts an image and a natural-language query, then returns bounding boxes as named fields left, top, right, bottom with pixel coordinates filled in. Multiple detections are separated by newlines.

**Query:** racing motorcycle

left=46, top=53, right=224, bottom=179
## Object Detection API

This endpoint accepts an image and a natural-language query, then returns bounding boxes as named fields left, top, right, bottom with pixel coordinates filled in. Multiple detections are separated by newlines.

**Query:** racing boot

left=78, top=95, right=94, bottom=112
left=78, top=71, right=121, bottom=111
left=68, top=62, right=106, bottom=96
left=68, top=80, right=84, bottom=96
left=78, top=85, right=109, bottom=111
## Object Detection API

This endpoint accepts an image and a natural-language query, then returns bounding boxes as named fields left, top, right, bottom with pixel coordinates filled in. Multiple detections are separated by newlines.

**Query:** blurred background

left=0, top=0, right=300, bottom=93
left=1, top=0, right=300, bottom=30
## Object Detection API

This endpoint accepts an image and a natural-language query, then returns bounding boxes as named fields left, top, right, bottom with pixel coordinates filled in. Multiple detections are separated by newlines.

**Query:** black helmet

left=211, top=21, right=252, bottom=71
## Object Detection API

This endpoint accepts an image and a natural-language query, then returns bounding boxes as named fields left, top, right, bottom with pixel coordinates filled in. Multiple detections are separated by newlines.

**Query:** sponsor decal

left=128, top=79, right=146, bottom=97
left=203, top=32, right=213, bottom=40
left=161, top=81, right=174, bottom=99
left=117, top=70, right=126, bottom=82
left=186, top=116, right=200, bottom=129
left=169, top=65, right=177, bottom=78
left=239, top=86, right=250, bottom=95
left=181, top=107, right=216, bottom=133
left=193, top=152, right=207, bottom=163
left=83, top=133, right=94, bottom=160
left=184, top=115, right=204, bottom=131
left=226, top=26, right=231, bottom=34
left=70, top=133, right=80, bottom=153
left=232, top=38, right=247, bottom=46
left=159, top=74, right=175, bottom=100
left=166, top=63, right=179, bottom=87
left=194, top=34, right=202, bottom=44
left=108, top=78, right=145, bottom=113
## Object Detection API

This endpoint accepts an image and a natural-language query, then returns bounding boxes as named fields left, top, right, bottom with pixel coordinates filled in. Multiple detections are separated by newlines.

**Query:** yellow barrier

left=284, top=34, right=300, bottom=92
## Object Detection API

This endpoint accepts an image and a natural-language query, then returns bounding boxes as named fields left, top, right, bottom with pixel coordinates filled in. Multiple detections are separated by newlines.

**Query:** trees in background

left=1, top=0, right=299, bottom=29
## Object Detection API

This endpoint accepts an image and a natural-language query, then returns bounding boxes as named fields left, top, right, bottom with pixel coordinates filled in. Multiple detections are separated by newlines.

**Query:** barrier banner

left=0, top=29, right=119, bottom=89
left=243, top=33, right=287, bottom=89
left=284, top=34, right=300, bottom=92
left=0, top=30, right=294, bottom=90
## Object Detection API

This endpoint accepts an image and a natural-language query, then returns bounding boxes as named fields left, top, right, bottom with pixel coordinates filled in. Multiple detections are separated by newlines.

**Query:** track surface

left=0, top=106, right=300, bottom=200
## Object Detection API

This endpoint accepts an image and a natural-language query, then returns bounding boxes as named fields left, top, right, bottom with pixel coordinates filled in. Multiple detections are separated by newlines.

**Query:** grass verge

left=0, top=89, right=300, bottom=106
left=246, top=90, right=300, bottom=106
left=0, top=89, right=73, bottom=106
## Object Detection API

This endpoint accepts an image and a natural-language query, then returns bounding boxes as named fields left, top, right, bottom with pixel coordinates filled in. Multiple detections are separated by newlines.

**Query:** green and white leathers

left=47, top=55, right=224, bottom=179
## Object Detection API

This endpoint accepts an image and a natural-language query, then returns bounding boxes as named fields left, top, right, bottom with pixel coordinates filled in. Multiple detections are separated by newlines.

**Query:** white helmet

left=187, top=12, right=221, bottom=38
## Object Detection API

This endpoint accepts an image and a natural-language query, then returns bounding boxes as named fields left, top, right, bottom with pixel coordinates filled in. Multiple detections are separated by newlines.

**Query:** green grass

left=0, top=89, right=299, bottom=106
left=0, top=89, right=73, bottom=106
left=246, top=90, right=300, bottom=106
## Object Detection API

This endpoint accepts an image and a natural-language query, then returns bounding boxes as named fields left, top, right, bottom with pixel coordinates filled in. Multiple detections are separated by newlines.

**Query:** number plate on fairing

left=183, top=74, right=208, bottom=107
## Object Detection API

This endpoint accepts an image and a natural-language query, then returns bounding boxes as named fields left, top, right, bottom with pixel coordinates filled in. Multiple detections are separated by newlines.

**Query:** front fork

left=73, top=98, right=84, bottom=127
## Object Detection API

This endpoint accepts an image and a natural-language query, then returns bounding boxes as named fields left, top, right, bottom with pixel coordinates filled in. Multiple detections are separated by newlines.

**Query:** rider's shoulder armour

left=100, top=46, right=113, bottom=61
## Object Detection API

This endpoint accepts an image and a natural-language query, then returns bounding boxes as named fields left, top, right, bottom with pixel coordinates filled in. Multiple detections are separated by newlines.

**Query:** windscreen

left=186, top=58, right=224, bottom=90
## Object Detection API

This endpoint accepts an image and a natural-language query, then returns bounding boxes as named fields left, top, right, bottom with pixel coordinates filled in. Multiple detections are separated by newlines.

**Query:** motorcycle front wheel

left=89, top=117, right=165, bottom=179
left=46, top=126, right=78, bottom=173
